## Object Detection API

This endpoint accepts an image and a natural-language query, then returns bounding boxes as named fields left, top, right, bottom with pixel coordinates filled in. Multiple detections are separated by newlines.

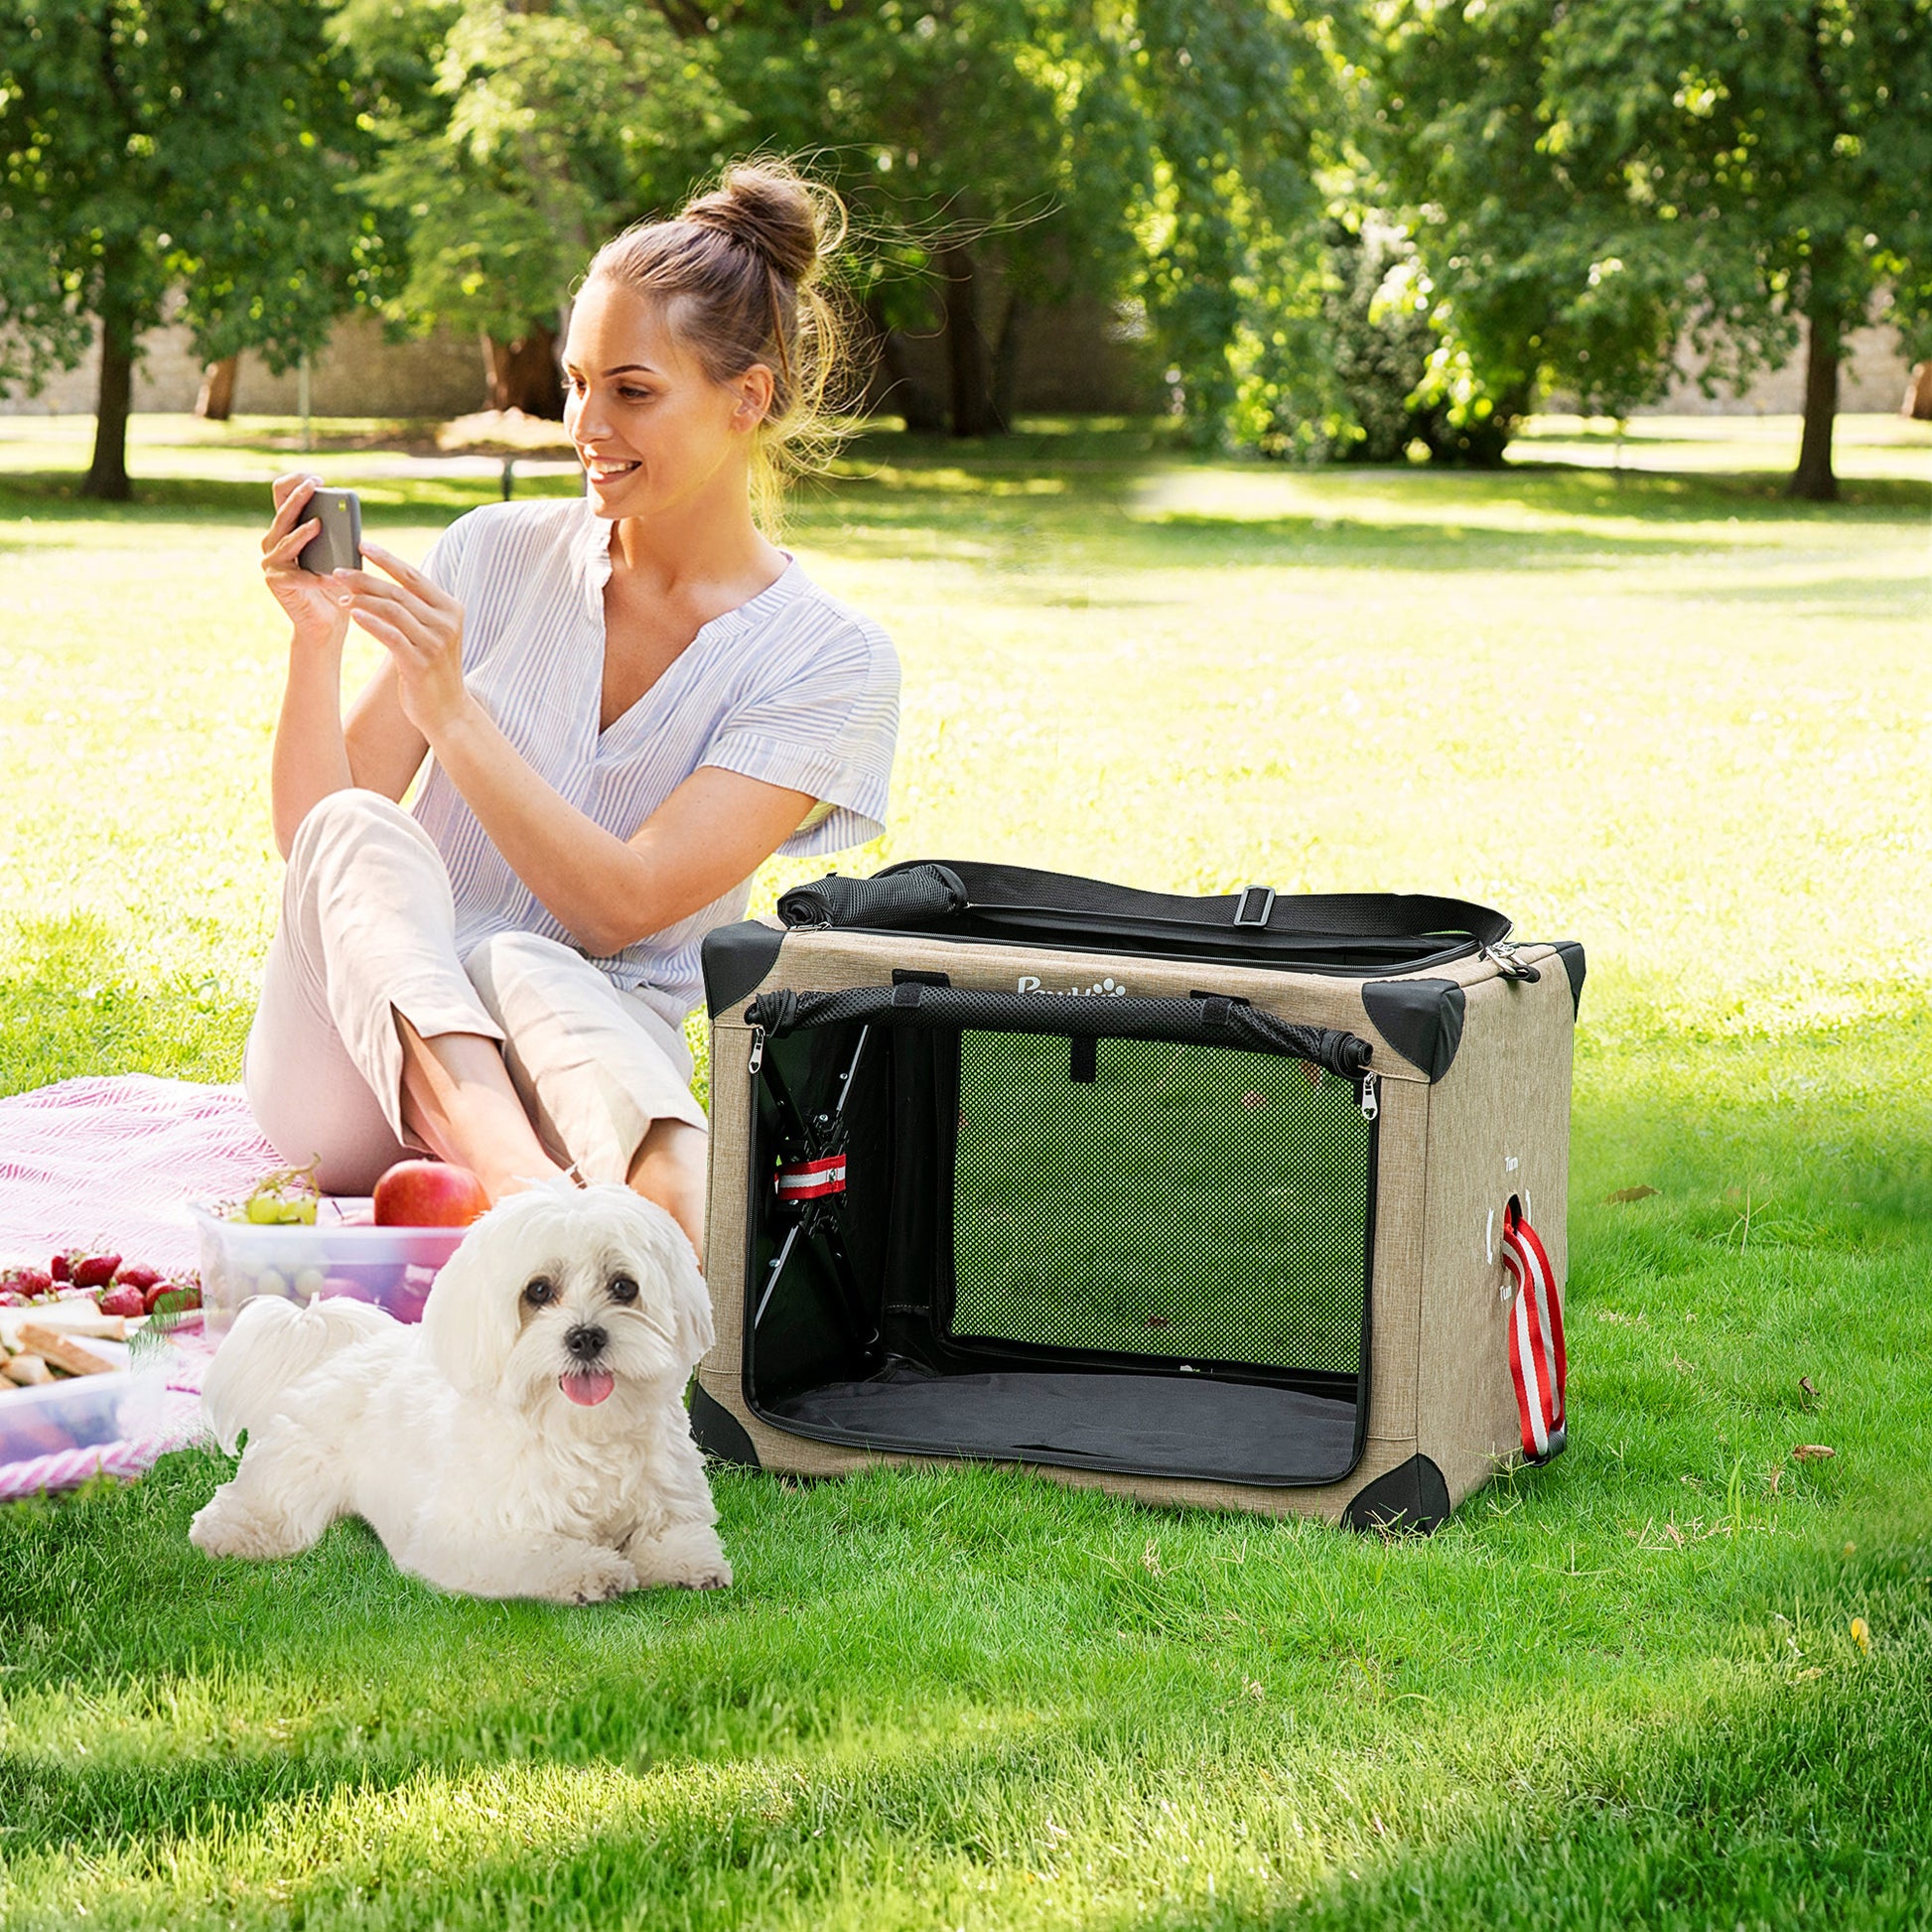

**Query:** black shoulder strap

left=868, top=858, right=1513, bottom=950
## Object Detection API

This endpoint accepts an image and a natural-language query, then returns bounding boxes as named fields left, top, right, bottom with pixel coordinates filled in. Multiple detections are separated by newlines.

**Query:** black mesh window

left=949, top=1031, right=1370, bottom=1374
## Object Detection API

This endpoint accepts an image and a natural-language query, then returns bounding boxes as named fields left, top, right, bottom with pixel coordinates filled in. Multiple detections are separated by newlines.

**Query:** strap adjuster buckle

left=1233, top=885, right=1276, bottom=928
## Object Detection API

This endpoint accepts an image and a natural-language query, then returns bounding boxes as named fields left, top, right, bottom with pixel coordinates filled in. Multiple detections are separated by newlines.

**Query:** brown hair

left=583, top=160, right=857, bottom=529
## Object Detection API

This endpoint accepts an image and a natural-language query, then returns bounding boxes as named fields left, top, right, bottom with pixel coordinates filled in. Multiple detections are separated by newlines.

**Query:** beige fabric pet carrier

left=692, top=863, right=1580, bottom=1531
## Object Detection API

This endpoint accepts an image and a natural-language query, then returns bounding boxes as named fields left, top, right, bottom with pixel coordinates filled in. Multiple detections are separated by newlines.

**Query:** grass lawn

left=2, top=408, right=1931, bottom=1928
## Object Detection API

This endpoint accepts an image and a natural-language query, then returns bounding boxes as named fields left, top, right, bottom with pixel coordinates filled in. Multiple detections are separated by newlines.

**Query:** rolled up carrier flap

left=777, top=865, right=968, bottom=931
left=745, top=983, right=1375, bottom=1083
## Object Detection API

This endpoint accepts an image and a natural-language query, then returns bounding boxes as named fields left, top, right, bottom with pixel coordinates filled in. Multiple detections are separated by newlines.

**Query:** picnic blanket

left=0, top=1075, right=275, bottom=1498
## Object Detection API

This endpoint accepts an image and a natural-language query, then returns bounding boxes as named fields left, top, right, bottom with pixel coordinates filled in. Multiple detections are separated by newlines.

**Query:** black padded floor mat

left=766, top=1367, right=1359, bottom=1486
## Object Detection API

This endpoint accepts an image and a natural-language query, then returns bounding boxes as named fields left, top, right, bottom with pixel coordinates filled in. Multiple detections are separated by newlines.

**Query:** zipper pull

left=1358, top=1071, right=1379, bottom=1122
left=1483, top=941, right=1542, bottom=985
left=748, top=1026, right=765, bottom=1077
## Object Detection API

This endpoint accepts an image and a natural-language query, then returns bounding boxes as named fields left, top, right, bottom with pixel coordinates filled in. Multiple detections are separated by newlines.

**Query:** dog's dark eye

left=522, top=1277, right=555, bottom=1307
left=608, top=1274, right=639, bottom=1305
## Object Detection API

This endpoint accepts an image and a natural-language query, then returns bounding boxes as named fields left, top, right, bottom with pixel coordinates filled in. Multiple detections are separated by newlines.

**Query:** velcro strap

left=1503, top=1204, right=1567, bottom=1463
left=775, top=1155, right=847, bottom=1203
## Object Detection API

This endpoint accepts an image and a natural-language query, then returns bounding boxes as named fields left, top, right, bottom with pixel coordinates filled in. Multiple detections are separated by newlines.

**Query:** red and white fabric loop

left=774, top=1155, right=847, bottom=1204
left=1503, top=1203, right=1567, bottom=1462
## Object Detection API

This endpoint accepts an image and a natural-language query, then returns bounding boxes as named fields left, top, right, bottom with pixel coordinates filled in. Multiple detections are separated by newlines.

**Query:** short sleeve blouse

left=409, top=495, right=899, bottom=1032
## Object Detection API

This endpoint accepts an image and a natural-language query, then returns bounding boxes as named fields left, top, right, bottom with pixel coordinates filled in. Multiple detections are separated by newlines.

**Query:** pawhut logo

left=1017, top=975, right=1129, bottom=997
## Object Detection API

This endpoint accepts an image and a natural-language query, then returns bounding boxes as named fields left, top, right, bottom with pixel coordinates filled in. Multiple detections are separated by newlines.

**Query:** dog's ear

left=420, top=1211, right=524, bottom=1397
left=602, top=1186, right=713, bottom=1371
left=665, top=1224, right=714, bottom=1369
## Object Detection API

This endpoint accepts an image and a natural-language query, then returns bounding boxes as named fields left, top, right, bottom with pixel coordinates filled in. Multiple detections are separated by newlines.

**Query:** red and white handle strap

left=1504, top=1203, right=1568, bottom=1462
left=775, top=1155, right=846, bottom=1203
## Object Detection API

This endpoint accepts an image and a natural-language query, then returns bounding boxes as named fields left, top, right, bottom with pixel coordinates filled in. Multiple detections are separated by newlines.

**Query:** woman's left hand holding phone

left=262, top=474, right=352, bottom=645
left=329, top=543, right=474, bottom=744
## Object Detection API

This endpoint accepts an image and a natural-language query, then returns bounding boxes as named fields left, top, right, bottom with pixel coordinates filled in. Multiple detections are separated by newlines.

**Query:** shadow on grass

left=1, top=1480, right=1924, bottom=1929
left=0, top=912, right=252, bottom=1097
left=0, top=470, right=506, bottom=527
left=2, top=967, right=1931, bottom=1922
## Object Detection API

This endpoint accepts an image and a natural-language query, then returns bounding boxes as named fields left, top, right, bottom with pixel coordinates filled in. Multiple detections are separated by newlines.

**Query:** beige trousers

left=242, top=788, right=707, bottom=1195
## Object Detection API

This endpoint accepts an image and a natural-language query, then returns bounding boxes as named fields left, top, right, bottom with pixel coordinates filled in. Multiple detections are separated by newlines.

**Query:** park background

left=4, top=2, right=1932, bottom=1928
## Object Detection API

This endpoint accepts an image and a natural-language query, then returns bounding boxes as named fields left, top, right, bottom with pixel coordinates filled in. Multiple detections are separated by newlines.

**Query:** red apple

left=372, top=1160, right=490, bottom=1228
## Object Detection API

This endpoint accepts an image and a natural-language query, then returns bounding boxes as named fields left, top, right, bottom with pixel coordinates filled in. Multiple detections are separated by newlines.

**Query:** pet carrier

left=693, top=863, right=1582, bottom=1531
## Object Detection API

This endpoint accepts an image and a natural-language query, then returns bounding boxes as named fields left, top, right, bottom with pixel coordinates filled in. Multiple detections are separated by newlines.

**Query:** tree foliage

left=1379, top=0, right=1932, bottom=492
left=694, top=0, right=1154, bottom=435
left=0, top=0, right=378, bottom=495
left=344, top=0, right=736, bottom=401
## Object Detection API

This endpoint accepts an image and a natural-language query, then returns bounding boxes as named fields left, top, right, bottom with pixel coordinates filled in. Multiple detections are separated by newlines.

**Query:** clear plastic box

left=0, top=1361, right=164, bottom=1473
left=192, top=1201, right=467, bottom=1333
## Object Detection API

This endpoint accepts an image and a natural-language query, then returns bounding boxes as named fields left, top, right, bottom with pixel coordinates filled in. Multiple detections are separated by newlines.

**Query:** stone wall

left=1635, top=317, right=1917, bottom=416
left=0, top=315, right=488, bottom=419
left=2, top=300, right=1915, bottom=423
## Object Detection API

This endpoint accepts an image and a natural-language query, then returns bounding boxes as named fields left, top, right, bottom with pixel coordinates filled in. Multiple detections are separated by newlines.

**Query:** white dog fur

left=190, top=1181, right=730, bottom=1602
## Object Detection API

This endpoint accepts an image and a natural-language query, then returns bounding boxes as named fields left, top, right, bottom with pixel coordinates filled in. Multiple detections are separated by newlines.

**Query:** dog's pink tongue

left=560, top=1370, right=616, bottom=1407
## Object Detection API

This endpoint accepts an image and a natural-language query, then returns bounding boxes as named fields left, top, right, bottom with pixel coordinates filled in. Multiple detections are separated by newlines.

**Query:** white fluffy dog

left=190, top=1181, right=730, bottom=1601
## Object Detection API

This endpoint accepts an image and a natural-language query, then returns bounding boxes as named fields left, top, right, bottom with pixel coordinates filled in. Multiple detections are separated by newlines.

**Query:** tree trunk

left=990, top=293, right=1028, bottom=433
left=1901, top=361, right=1932, bottom=422
left=938, top=245, right=997, bottom=438
left=83, top=281, right=137, bottom=501
left=196, top=355, right=240, bottom=421
left=1788, top=298, right=1842, bottom=503
left=482, top=324, right=565, bottom=419
left=861, top=296, right=946, bottom=432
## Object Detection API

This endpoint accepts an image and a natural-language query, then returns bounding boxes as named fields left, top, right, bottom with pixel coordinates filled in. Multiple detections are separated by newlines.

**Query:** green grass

left=3, top=409, right=1932, bottom=1927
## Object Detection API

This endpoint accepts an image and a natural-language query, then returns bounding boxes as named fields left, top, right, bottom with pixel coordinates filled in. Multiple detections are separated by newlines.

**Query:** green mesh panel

left=949, top=1032, right=1370, bottom=1374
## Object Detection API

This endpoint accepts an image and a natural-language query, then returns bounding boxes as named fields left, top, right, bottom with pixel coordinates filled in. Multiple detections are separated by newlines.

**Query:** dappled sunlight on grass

left=2, top=413, right=1930, bottom=1927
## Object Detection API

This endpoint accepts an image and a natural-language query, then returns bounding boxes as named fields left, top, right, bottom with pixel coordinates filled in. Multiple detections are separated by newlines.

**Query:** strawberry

left=50, top=1252, right=69, bottom=1283
left=0, top=1266, right=54, bottom=1297
left=98, top=1285, right=147, bottom=1319
left=70, top=1253, right=121, bottom=1289
left=113, top=1263, right=164, bottom=1293
left=147, top=1282, right=202, bottom=1316
left=0, top=1290, right=26, bottom=1307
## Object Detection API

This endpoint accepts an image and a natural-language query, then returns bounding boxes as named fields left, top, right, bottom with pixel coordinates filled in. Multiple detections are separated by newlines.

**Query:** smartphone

left=297, top=487, right=362, bottom=574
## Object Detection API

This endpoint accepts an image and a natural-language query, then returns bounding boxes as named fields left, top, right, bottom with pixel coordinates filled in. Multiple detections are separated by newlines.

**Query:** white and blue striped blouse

left=411, top=496, right=899, bottom=1031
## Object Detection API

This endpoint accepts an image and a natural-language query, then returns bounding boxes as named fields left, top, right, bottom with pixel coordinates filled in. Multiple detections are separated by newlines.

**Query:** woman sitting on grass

left=245, top=160, right=898, bottom=1263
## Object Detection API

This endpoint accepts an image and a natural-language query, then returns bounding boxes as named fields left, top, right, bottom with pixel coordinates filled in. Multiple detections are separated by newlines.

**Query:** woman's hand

left=261, top=473, right=350, bottom=644
left=329, top=542, right=474, bottom=743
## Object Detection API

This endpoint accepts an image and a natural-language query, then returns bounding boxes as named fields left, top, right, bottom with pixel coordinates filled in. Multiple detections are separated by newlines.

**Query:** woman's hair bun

left=681, top=161, right=828, bottom=286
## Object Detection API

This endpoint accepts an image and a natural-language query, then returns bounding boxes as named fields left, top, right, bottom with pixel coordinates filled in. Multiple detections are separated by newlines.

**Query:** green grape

left=230, top=1157, right=323, bottom=1226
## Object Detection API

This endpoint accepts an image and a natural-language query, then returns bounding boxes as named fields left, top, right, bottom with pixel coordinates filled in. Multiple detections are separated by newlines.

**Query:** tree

left=1127, top=0, right=1347, bottom=452
left=345, top=0, right=736, bottom=416
left=1380, top=0, right=1932, bottom=497
left=0, top=0, right=379, bottom=497
left=699, top=0, right=1152, bottom=438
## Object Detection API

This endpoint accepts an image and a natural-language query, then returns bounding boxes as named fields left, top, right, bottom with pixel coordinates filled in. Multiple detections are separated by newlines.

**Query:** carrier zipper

left=748, top=1026, right=765, bottom=1076
left=1358, top=1072, right=1379, bottom=1122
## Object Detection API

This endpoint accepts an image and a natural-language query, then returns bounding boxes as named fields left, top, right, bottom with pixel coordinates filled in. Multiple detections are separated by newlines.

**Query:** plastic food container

left=192, top=1201, right=467, bottom=1333
left=0, top=1361, right=164, bottom=1475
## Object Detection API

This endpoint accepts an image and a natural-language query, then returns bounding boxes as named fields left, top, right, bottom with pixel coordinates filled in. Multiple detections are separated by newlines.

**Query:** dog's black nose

left=565, top=1323, right=608, bottom=1361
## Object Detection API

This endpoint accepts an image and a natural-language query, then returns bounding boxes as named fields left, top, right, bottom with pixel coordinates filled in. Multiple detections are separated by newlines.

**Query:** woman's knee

left=461, top=928, right=581, bottom=1024
left=287, top=787, right=437, bottom=891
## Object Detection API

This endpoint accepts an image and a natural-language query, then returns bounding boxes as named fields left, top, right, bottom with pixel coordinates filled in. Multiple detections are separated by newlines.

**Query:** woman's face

left=561, top=279, right=771, bottom=522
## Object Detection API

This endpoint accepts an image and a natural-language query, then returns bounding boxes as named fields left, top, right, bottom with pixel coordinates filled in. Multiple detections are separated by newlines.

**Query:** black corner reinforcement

left=1552, top=941, right=1587, bottom=1019
left=701, top=920, right=786, bottom=1019
left=1360, top=980, right=1466, bottom=1082
left=689, top=1383, right=762, bottom=1467
left=1343, top=1454, right=1450, bottom=1534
